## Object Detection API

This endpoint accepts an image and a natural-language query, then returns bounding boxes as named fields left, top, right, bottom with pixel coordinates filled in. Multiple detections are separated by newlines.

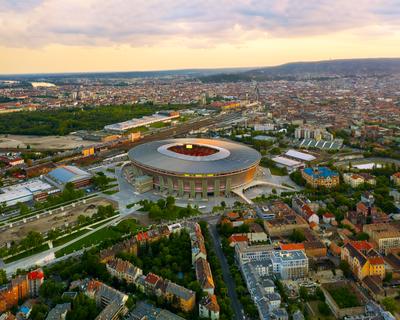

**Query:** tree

left=17, top=202, right=30, bottom=215
left=355, top=232, right=369, bottom=241
left=289, top=229, right=306, bottom=243
left=166, top=196, right=175, bottom=209
left=47, top=229, right=61, bottom=241
left=318, top=301, right=331, bottom=316
left=67, top=293, right=99, bottom=320
left=381, top=297, right=398, bottom=314
left=384, top=272, right=393, bottom=283
left=0, top=269, right=7, bottom=285
left=299, top=286, right=309, bottom=301
left=20, top=231, right=44, bottom=250
left=39, top=279, right=65, bottom=301
left=339, top=260, right=351, bottom=278
left=30, top=303, right=49, bottom=320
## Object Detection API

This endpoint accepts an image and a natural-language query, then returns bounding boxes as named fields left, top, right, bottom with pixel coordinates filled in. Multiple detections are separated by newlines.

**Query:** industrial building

left=104, top=111, right=179, bottom=133
left=127, top=138, right=261, bottom=198
left=0, top=179, right=59, bottom=207
left=45, top=165, right=92, bottom=190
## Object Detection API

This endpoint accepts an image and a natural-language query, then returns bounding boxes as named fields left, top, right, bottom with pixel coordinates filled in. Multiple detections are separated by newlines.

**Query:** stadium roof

left=128, top=138, right=261, bottom=175
left=299, top=139, right=343, bottom=150
left=47, top=165, right=91, bottom=184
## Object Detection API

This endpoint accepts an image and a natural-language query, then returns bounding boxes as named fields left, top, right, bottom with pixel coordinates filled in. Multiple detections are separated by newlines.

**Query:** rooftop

left=303, top=166, right=338, bottom=179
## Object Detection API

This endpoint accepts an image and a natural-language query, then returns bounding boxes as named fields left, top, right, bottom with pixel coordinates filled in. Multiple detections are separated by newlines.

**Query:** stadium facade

left=127, top=138, right=261, bottom=198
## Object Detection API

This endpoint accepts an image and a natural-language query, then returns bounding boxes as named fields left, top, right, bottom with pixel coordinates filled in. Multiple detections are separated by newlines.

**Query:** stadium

left=127, top=138, right=261, bottom=198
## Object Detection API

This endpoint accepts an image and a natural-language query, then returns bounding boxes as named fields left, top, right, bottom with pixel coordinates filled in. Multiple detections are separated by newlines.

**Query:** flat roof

left=0, top=179, right=56, bottom=204
left=272, top=156, right=302, bottom=167
left=48, top=165, right=91, bottom=184
left=285, top=149, right=316, bottom=161
left=128, top=138, right=261, bottom=175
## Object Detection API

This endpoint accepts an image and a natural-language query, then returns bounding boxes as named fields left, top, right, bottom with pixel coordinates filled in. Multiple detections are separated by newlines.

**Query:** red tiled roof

left=350, top=240, right=373, bottom=251
left=280, top=243, right=305, bottom=251
left=323, top=212, right=335, bottom=218
left=27, top=269, right=44, bottom=280
left=392, top=172, right=400, bottom=178
left=145, top=273, right=160, bottom=285
left=368, top=257, right=384, bottom=265
left=136, top=231, right=149, bottom=241
left=228, top=234, right=249, bottom=244
left=302, top=204, right=315, bottom=218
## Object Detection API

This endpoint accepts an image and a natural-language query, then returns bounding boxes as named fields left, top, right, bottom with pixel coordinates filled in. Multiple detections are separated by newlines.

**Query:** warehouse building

left=45, top=165, right=92, bottom=190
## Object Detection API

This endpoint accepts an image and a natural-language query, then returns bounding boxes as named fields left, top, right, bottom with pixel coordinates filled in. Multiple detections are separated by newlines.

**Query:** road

left=207, top=222, right=245, bottom=320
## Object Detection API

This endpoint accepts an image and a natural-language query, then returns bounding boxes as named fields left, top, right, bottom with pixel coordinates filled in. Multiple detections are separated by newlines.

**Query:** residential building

left=363, top=223, right=400, bottom=254
left=189, top=223, right=207, bottom=263
left=45, top=303, right=71, bottom=320
left=0, top=275, right=28, bottom=313
left=301, top=167, right=339, bottom=188
left=199, top=294, right=220, bottom=320
left=341, top=241, right=385, bottom=280
left=27, top=269, right=44, bottom=297
left=228, top=234, right=249, bottom=247
left=292, top=197, right=319, bottom=225
left=343, top=173, right=376, bottom=188
left=135, top=273, right=195, bottom=313
left=263, top=201, right=309, bottom=237
left=322, top=212, right=335, bottom=224
left=85, top=280, right=128, bottom=317
left=127, top=301, right=185, bottom=320
left=235, top=243, right=273, bottom=265
left=195, top=257, right=215, bottom=295
left=106, top=258, right=142, bottom=284
left=391, top=172, right=400, bottom=186
left=271, top=250, right=309, bottom=280
left=99, top=237, right=138, bottom=263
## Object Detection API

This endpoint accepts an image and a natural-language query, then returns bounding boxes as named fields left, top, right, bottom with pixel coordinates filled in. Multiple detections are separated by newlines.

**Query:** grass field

left=55, top=227, right=121, bottom=257
left=52, top=229, right=90, bottom=247
left=55, top=219, right=142, bottom=258
left=4, top=243, right=50, bottom=264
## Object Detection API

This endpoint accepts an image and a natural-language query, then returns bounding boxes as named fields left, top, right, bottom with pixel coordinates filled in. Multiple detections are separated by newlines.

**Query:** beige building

left=363, top=223, right=400, bottom=254
left=343, top=173, right=376, bottom=188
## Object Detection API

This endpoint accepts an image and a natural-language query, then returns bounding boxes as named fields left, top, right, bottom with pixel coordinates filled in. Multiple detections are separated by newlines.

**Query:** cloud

left=0, top=0, right=399, bottom=48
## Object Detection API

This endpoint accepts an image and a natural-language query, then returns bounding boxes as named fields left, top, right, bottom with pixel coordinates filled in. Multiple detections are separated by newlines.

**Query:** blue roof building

left=301, top=167, right=339, bottom=188
left=45, top=165, right=92, bottom=189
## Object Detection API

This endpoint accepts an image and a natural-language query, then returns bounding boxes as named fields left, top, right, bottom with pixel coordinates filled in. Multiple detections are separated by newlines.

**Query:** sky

left=1, top=0, right=400, bottom=74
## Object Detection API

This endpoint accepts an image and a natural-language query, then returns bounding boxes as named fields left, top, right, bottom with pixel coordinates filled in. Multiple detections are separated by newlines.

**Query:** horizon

left=1, top=0, right=400, bottom=74
left=1, top=56, right=400, bottom=77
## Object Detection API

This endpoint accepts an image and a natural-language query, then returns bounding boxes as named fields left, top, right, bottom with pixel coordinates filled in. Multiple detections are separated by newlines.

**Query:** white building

left=271, top=250, right=308, bottom=280
left=271, top=156, right=304, bottom=173
left=0, top=179, right=59, bottom=207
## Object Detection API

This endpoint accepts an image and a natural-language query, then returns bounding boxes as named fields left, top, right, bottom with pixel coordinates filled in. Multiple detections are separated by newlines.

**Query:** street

left=207, top=222, right=245, bottom=320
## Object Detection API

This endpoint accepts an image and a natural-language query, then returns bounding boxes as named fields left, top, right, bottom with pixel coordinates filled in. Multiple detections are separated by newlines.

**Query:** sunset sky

left=1, top=0, right=400, bottom=74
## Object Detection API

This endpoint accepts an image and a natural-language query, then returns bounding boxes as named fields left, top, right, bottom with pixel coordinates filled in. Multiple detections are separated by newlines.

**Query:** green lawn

left=269, top=166, right=288, bottom=176
left=103, top=189, right=119, bottom=195
left=327, top=287, right=362, bottom=308
left=55, top=227, right=122, bottom=257
left=55, top=219, right=142, bottom=258
left=4, top=243, right=50, bottom=263
left=52, top=229, right=90, bottom=247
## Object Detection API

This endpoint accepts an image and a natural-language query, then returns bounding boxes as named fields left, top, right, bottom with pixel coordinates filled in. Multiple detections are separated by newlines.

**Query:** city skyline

left=1, top=0, right=400, bottom=74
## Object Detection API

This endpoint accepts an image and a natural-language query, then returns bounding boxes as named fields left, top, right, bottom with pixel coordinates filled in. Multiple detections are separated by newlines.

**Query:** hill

left=200, top=58, right=400, bottom=82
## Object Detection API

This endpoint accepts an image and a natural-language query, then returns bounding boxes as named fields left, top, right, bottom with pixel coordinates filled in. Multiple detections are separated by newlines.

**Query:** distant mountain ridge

left=200, top=58, right=400, bottom=82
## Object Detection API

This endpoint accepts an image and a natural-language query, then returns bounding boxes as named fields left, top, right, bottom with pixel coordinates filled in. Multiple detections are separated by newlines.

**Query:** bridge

left=231, top=180, right=296, bottom=204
